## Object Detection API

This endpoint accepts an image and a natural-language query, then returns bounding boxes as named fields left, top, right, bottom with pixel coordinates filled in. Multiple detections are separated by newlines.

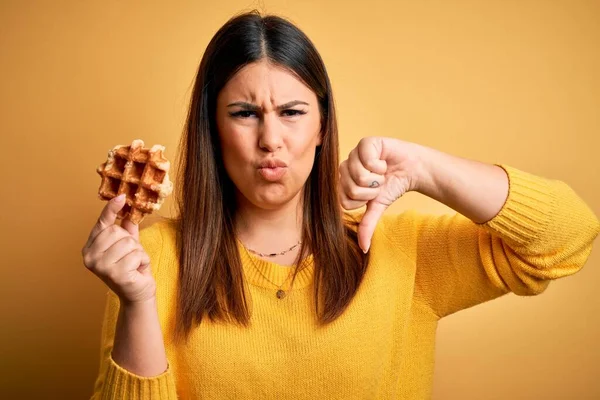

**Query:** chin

left=247, top=185, right=303, bottom=210
left=254, top=190, right=292, bottom=208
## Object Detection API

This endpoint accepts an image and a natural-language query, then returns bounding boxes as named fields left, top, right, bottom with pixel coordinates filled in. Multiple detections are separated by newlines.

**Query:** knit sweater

left=90, top=165, right=599, bottom=399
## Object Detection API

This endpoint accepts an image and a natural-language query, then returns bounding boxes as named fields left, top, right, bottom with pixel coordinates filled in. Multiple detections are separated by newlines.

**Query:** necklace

left=246, top=240, right=302, bottom=258
left=240, top=242, right=296, bottom=299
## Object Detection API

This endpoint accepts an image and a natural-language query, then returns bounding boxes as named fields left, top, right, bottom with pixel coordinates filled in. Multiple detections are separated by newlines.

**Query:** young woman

left=83, top=11, right=599, bottom=400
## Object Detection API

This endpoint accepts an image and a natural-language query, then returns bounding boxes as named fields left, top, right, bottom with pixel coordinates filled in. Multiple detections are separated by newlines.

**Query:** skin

left=82, top=60, right=510, bottom=378
left=338, top=137, right=509, bottom=252
left=215, top=60, right=322, bottom=265
left=82, top=194, right=168, bottom=377
left=215, top=60, right=509, bottom=257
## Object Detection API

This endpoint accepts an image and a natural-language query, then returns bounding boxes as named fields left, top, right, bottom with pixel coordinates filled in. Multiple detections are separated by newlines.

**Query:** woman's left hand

left=339, top=137, right=425, bottom=253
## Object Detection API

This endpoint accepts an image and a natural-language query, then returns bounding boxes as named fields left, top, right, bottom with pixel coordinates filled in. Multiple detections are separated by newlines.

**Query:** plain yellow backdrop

left=1, top=1, right=599, bottom=399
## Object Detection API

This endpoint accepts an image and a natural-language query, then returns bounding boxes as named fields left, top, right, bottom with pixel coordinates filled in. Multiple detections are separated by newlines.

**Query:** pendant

left=276, top=289, right=286, bottom=299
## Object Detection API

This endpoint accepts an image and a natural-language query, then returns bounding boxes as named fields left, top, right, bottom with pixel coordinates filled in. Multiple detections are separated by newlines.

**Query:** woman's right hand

left=82, top=194, right=156, bottom=305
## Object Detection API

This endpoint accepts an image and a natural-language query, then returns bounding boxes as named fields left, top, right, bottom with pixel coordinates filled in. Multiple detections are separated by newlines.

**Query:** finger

left=114, top=249, right=147, bottom=275
left=87, top=224, right=131, bottom=255
left=340, top=177, right=381, bottom=202
left=348, top=148, right=386, bottom=188
left=121, top=218, right=140, bottom=241
left=358, top=200, right=388, bottom=253
left=137, top=251, right=151, bottom=273
left=357, top=137, right=388, bottom=176
left=365, top=159, right=387, bottom=176
left=339, top=161, right=376, bottom=209
left=85, top=194, right=127, bottom=248
left=115, top=248, right=149, bottom=270
left=104, top=236, right=143, bottom=265
left=339, top=186, right=367, bottom=210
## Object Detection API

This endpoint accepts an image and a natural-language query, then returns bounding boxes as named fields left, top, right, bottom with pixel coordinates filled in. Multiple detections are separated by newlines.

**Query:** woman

left=83, top=11, right=599, bottom=400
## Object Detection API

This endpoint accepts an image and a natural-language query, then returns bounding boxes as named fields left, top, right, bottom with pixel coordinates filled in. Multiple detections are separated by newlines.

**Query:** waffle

left=96, top=139, right=173, bottom=224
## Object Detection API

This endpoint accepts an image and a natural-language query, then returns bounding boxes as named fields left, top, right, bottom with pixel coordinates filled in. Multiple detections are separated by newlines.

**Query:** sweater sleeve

left=402, top=165, right=600, bottom=318
left=90, top=223, right=178, bottom=400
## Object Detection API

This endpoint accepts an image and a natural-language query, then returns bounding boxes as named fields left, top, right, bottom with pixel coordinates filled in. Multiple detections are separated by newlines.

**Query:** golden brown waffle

left=96, top=139, right=173, bottom=224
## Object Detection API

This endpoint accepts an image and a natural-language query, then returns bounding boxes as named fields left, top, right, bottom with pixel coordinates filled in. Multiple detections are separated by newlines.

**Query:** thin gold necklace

left=240, top=243, right=296, bottom=299
left=246, top=240, right=302, bottom=258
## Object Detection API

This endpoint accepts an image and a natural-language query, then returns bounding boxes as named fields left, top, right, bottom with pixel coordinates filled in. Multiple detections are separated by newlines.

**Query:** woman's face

left=216, top=60, right=322, bottom=210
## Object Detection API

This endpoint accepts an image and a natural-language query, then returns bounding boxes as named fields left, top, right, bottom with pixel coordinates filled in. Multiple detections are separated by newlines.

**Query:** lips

left=258, top=166, right=287, bottom=181
left=257, top=159, right=288, bottom=181
left=258, top=159, right=288, bottom=169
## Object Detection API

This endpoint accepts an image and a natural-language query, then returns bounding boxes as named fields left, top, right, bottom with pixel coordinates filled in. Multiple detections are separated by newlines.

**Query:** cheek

left=219, top=121, right=252, bottom=157
left=297, top=119, right=322, bottom=154
left=219, top=129, right=255, bottom=183
left=221, top=140, right=245, bottom=170
left=289, top=117, right=320, bottom=163
left=290, top=138, right=318, bottom=176
left=217, top=108, right=252, bottom=152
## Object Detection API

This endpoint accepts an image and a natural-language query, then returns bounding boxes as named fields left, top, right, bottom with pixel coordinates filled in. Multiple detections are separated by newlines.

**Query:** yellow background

left=1, top=1, right=599, bottom=398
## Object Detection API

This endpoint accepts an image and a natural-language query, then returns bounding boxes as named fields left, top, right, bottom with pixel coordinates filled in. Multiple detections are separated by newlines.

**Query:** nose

left=258, top=113, right=283, bottom=152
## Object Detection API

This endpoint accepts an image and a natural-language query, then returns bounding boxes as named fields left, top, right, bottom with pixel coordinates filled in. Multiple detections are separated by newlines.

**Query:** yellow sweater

left=91, top=165, right=599, bottom=399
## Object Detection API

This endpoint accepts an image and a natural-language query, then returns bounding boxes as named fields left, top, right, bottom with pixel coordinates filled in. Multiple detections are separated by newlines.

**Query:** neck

left=235, top=191, right=304, bottom=253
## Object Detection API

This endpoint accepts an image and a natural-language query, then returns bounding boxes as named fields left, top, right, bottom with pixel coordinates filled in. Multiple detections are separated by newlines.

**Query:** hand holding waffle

left=81, top=195, right=156, bottom=304
left=82, top=139, right=173, bottom=303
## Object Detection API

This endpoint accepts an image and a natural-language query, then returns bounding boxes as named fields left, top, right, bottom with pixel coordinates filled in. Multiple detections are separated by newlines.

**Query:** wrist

left=407, top=143, right=436, bottom=196
left=119, top=296, right=157, bottom=312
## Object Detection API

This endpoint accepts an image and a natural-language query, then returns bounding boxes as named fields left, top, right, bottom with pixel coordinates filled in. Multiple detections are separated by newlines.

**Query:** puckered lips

left=257, top=158, right=288, bottom=181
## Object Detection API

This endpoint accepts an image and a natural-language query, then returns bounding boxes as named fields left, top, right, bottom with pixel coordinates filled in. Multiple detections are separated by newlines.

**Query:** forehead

left=219, top=61, right=315, bottom=103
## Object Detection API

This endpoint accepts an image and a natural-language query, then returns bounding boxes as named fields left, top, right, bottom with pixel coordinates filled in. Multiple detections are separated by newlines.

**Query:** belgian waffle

left=96, top=139, right=173, bottom=224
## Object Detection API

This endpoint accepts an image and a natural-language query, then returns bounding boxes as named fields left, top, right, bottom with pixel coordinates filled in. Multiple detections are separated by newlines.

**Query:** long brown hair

left=175, top=10, right=369, bottom=343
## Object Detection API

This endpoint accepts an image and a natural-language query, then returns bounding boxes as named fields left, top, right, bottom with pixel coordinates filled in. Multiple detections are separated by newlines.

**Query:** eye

left=230, top=110, right=258, bottom=118
left=281, top=109, right=307, bottom=117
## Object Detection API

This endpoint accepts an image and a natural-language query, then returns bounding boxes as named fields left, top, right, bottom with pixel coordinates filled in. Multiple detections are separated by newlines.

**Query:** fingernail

left=115, top=194, right=126, bottom=202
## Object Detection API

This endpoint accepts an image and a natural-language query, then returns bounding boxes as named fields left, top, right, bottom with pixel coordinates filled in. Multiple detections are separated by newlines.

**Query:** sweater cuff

left=483, top=164, right=557, bottom=247
left=102, top=355, right=178, bottom=399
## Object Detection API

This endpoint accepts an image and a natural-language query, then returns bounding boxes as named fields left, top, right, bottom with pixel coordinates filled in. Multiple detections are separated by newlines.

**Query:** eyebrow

left=226, top=100, right=310, bottom=111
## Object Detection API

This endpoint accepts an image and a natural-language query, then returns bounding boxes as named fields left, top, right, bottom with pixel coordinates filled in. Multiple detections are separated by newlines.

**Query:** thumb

left=358, top=200, right=388, bottom=253
left=85, top=194, right=126, bottom=248
left=121, top=218, right=140, bottom=241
